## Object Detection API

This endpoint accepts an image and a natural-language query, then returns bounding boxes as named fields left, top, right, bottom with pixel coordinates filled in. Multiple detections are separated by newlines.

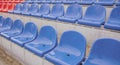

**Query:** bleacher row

left=0, top=0, right=120, bottom=31
left=5, top=3, right=119, bottom=31
left=0, top=16, right=120, bottom=65
left=1, top=0, right=120, bottom=6
left=0, top=0, right=24, bottom=3
left=0, top=0, right=24, bottom=12
left=18, top=0, right=120, bottom=6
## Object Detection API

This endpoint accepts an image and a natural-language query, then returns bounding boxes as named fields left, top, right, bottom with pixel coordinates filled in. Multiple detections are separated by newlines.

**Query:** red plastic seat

left=20, top=0, right=25, bottom=3
left=8, top=3, right=16, bottom=12
left=0, top=3, right=2, bottom=8
left=0, top=0, right=2, bottom=2
left=1, top=3, right=16, bottom=12
left=0, top=3, right=6, bottom=12
left=3, top=0, right=9, bottom=3
left=10, top=0, right=24, bottom=3
left=0, top=3, right=2, bottom=12
left=0, top=0, right=24, bottom=3
left=2, top=3, right=10, bottom=12
left=2, top=0, right=7, bottom=2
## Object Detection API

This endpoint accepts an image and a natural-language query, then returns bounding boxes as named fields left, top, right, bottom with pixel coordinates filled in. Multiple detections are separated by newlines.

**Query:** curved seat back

left=29, top=3, right=39, bottom=13
left=98, top=0, right=114, bottom=2
left=53, top=0, right=64, bottom=3
left=23, top=22, right=38, bottom=38
left=65, top=4, right=82, bottom=19
left=85, top=38, right=120, bottom=65
left=21, top=3, right=29, bottom=12
left=59, top=31, right=86, bottom=57
left=0, top=16, right=4, bottom=26
left=2, top=17, right=13, bottom=29
left=39, top=4, right=50, bottom=14
left=51, top=4, right=64, bottom=17
left=82, top=0, right=95, bottom=2
left=14, top=4, right=21, bottom=11
left=0, top=3, right=5, bottom=10
left=0, top=3, right=2, bottom=8
left=11, top=20, right=23, bottom=33
left=108, top=6, right=120, bottom=24
left=119, top=0, right=120, bottom=2
left=39, top=26, right=57, bottom=46
left=84, top=5, right=106, bottom=21
left=8, top=3, right=16, bottom=11
left=2, top=3, right=9, bottom=12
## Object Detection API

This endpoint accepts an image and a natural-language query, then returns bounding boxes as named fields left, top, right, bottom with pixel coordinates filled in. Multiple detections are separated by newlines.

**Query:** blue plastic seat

left=21, top=3, right=29, bottom=15
left=29, top=4, right=39, bottom=16
left=0, top=16, right=4, bottom=27
left=41, top=0, right=52, bottom=3
left=116, top=0, right=120, bottom=6
left=77, top=0, right=95, bottom=5
left=0, top=18, right=13, bottom=32
left=25, top=0, right=31, bottom=3
left=13, top=4, right=22, bottom=14
left=24, top=26, right=57, bottom=57
left=43, top=4, right=64, bottom=20
left=45, top=31, right=86, bottom=65
left=31, top=4, right=50, bottom=17
left=95, top=0, right=115, bottom=6
left=63, top=0, right=78, bottom=4
left=84, top=38, right=120, bottom=65
left=24, top=3, right=39, bottom=16
left=35, top=0, right=45, bottom=3
left=52, top=0, right=64, bottom=4
left=25, top=0, right=37, bottom=3
left=78, top=5, right=106, bottom=27
left=104, top=6, right=120, bottom=30
left=1, top=20, right=23, bottom=39
left=10, top=22, right=38, bottom=47
left=58, top=4, right=82, bottom=23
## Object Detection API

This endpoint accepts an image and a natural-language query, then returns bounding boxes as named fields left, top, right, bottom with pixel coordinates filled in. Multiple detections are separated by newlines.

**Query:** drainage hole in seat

left=67, top=54, right=70, bottom=56
left=43, top=45, right=46, bottom=47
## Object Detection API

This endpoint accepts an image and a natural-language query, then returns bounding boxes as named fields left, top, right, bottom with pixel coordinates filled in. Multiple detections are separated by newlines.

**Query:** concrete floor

left=0, top=47, right=22, bottom=65
left=0, top=45, right=91, bottom=65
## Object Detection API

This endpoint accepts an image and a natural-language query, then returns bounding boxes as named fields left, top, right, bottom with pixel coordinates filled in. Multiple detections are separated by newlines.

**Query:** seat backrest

left=23, top=22, right=38, bottom=37
left=82, top=0, right=95, bottom=2
left=1, top=3, right=5, bottom=9
left=3, top=17, right=13, bottom=28
left=88, top=38, right=120, bottom=64
left=108, top=6, right=120, bottom=23
left=8, top=3, right=15, bottom=10
left=0, top=3, right=2, bottom=8
left=84, top=5, right=106, bottom=21
left=118, top=0, right=120, bottom=2
left=65, top=4, right=82, bottom=19
left=31, top=0, right=36, bottom=1
left=39, top=26, right=57, bottom=46
left=26, top=0, right=31, bottom=2
left=51, top=4, right=64, bottom=16
left=46, top=0, right=52, bottom=1
left=20, top=0, right=25, bottom=2
left=11, top=20, right=23, bottom=32
left=54, top=0, right=64, bottom=1
left=65, top=0, right=74, bottom=1
left=3, top=3, right=9, bottom=10
left=0, top=16, right=4, bottom=26
left=37, top=0, right=45, bottom=2
left=21, top=3, right=29, bottom=12
left=59, top=31, right=86, bottom=56
left=29, top=3, right=39, bottom=12
left=98, top=0, right=114, bottom=2
left=14, top=4, right=21, bottom=11
left=39, top=4, right=50, bottom=14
